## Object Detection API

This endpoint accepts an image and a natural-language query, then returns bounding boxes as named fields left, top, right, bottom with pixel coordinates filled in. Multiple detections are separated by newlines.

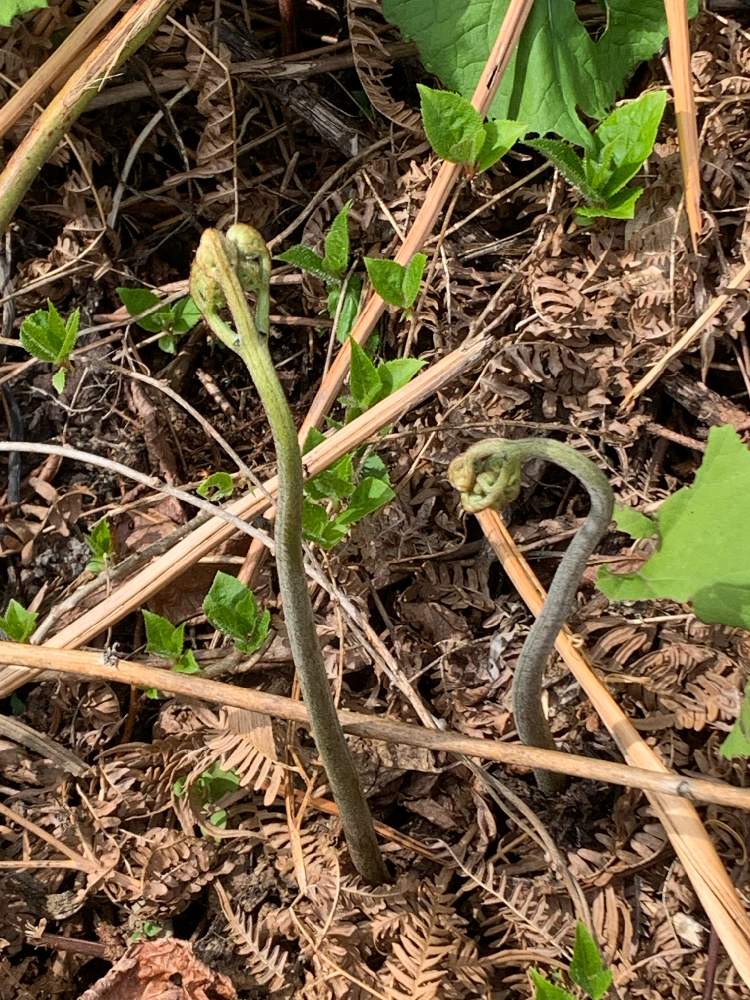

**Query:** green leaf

left=51, top=367, right=67, bottom=394
left=569, top=923, right=613, bottom=999
left=208, top=808, right=228, bottom=828
left=171, top=296, right=202, bottom=334
left=20, top=301, right=78, bottom=364
left=173, top=776, right=187, bottom=797
left=86, top=519, right=112, bottom=573
left=333, top=476, right=395, bottom=530
left=612, top=504, right=656, bottom=540
left=157, top=334, right=178, bottom=354
left=378, top=356, right=426, bottom=397
left=0, top=0, right=45, bottom=24
left=0, top=599, right=37, bottom=643
left=721, top=682, right=750, bottom=760
left=203, top=571, right=270, bottom=654
left=417, top=84, right=485, bottom=164
left=143, top=610, right=184, bottom=661
left=349, top=337, right=382, bottom=410
left=364, top=257, right=408, bottom=308
left=116, top=287, right=172, bottom=333
left=144, top=687, right=161, bottom=700
left=591, top=89, right=667, bottom=198
left=360, top=453, right=390, bottom=483
left=305, top=451, right=356, bottom=503
left=174, top=649, right=201, bottom=674
left=477, top=119, right=526, bottom=172
left=383, top=0, right=697, bottom=149
left=302, top=498, right=349, bottom=550
left=328, top=276, right=362, bottom=343
left=197, top=762, right=241, bottom=802
left=529, top=970, right=575, bottom=1000
left=526, top=138, right=602, bottom=205
left=197, top=472, right=235, bottom=501
left=402, top=252, right=427, bottom=309
left=276, top=246, right=338, bottom=285
left=575, top=185, right=643, bottom=221
left=10, top=694, right=25, bottom=716
left=323, top=201, right=352, bottom=278
left=597, top=426, right=750, bottom=629
left=303, top=427, right=326, bottom=455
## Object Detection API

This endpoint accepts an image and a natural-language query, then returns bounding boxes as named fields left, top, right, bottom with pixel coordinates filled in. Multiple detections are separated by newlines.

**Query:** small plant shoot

left=197, top=471, right=235, bottom=501
left=531, top=922, right=612, bottom=999
left=85, top=518, right=114, bottom=575
left=142, top=609, right=200, bottom=697
left=202, top=571, right=270, bottom=654
left=276, top=201, right=362, bottom=343
left=417, top=85, right=525, bottom=171
left=0, top=599, right=37, bottom=643
left=129, top=920, right=162, bottom=944
left=20, top=300, right=80, bottom=393
left=363, top=253, right=427, bottom=310
left=527, top=90, right=667, bottom=221
left=117, top=287, right=201, bottom=353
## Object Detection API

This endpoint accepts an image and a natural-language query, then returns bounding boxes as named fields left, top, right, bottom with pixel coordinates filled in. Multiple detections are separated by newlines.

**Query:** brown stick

left=0, top=641, right=748, bottom=811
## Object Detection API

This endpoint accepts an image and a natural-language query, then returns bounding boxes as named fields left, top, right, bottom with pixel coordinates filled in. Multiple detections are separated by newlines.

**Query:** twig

left=0, top=642, right=748, bottom=811
left=0, top=715, right=87, bottom=776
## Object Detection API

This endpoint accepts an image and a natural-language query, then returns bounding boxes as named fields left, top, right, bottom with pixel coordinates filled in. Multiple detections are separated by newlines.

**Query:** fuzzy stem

left=190, top=227, right=388, bottom=884
left=448, top=438, right=614, bottom=794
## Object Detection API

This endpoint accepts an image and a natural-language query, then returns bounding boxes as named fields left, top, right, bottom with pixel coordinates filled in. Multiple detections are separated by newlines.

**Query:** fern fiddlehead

left=448, top=438, right=614, bottom=794
left=191, top=225, right=388, bottom=884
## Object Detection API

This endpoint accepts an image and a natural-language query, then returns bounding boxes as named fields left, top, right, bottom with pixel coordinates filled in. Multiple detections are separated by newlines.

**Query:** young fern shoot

left=190, top=225, right=388, bottom=884
left=448, top=438, right=613, bottom=794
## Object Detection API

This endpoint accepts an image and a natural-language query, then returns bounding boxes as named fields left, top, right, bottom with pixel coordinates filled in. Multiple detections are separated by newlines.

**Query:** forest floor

left=1, top=2, right=750, bottom=998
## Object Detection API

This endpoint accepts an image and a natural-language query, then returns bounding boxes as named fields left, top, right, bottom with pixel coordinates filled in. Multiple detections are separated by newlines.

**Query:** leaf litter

left=0, top=3, right=749, bottom=999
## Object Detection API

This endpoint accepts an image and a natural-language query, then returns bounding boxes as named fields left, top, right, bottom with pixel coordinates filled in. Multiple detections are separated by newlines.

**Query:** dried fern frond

left=215, top=882, right=289, bottom=990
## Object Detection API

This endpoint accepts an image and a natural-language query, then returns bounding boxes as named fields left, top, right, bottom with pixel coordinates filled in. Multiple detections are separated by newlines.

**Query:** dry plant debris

left=0, top=2, right=750, bottom=998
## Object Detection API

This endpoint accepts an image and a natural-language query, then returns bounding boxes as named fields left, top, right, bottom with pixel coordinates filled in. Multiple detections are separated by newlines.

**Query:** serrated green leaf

left=612, top=504, right=656, bottom=540
left=383, top=0, right=697, bottom=149
left=592, top=89, right=667, bottom=198
left=305, top=451, right=356, bottom=503
left=360, top=453, right=390, bottom=483
left=328, top=275, right=362, bottom=343
left=417, top=84, right=485, bottom=164
left=171, top=296, right=202, bottom=334
left=143, top=610, right=184, bottom=661
left=333, top=476, right=395, bottom=530
left=276, top=246, right=338, bottom=284
left=323, top=201, right=352, bottom=278
left=721, top=682, right=750, bottom=760
left=526, top=139, right=602, bottom=204
left=402, top=252, right=427, bottom=309
left=197, top=472, right=235, bottom=501
left=529, top=970, right=575, bottom=1000
left=174, top=649, right=201, bottom=674
left=570, top=923, right=612, bottom=999
left=20, top=300, right=73, bottom=364
left=597, top=426, right=750, bottom=629
left=203, top=571, right=269, bottom=654
left=116, top=287, right=171, bottom=333
left=0, top=0, right=47, bottom=26
left=477, top=118, right=526, bottom=172
left=302, top=498, right=349, bottom=550
left=378, top=356, right=426, bottom=397
left=60, top=308, right=80, bottom=360
left=51, top=367, right=67, bottom=393
left=349, top=337, right=382, bottom=410
left=575, top=185, right=643, bottom=222
left=86, top=519, right=113, bottom=562
left=364, top=257, right=409, bottom=308
left=0, top=599, right=37, bottom=643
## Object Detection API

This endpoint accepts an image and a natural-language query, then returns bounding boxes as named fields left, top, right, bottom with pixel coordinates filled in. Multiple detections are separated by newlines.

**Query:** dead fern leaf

left=215, top=882, right=289, bottom=989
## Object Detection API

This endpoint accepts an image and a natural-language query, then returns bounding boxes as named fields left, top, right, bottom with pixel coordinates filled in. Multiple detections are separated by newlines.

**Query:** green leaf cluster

left=85, top=519, right=113, bottom=575
left=417, top=85, right=525, bottom=170
left=0, top=0, right=46, bottom=27
left=202, top=571, right=270, bottom=654
left=0, top=599, right=37, bottom=643
left=276, top=202, right=363, bottom=343
left=129, top=920, right=162, bottom=943
left=173, top=762, right=241, bottom=829
left=345, top=337, right=425, bottom=421
left=117, top=288, right=201, bottom=353
left=20, top=300, right=80, bottom=393
left=363, top=253, right=427, bottom=311
left=531, top=922, right=612, bottom=999
left=527, top=90, right=667, bottom=221
left=197, top=471, right=235, bottom=501
left=142, top=609, right=201, bottom=697
left=382, top=0, right=696, bottom=149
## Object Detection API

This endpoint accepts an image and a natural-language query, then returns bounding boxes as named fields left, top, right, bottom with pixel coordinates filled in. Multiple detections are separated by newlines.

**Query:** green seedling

left=173, top=763, right=241, bottom=830
left=117, top=287, right=201, bottom=353
left=418, top=85, right=525, bottom=172
left=197, top=471, right=235, bottom=501
left=531, top=922, right=612, bottom=1000
left=0, top=0, right=47, bottom=26
left=142, top=609, right=200, bottom=698
left=276, top=201, right=362, bottom=343
left=85, top=518, right=113, bottom=575
left=20, top=300, right=80, bottom=393
left=363, top=253, right=427, bottom=311
left=383, top=0, right=697, bottom=148
left=202, top=571, right=270, bottom=654
left=526, top=90, right=667, bottom=221
left=0, top=599, right=37, bottom=643
left=345, top=337, right=425, bottom=421
left=129, top=920, right=162, bottom=943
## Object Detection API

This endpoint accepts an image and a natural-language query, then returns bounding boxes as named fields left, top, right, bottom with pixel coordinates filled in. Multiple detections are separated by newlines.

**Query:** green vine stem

left=190, top=225, right=388, bottom=884
left=448, top=438, right=614, bottom=794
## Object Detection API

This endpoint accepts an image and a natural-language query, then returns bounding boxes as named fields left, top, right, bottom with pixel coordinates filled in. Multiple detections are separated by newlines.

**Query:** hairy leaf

left=20, top=301, right=80, bottom=364
left=592, top=89, right=667, bottom=198
left=530, top=970, right=575, bottom=1000
left=417, top=84, right=485, bottom=164
left=525, top=139, right=601, bottom=204
left=276, top=245, right=338, bottom=284
left=569, top=923, right=612, bottom=999
left=203, top=571, right=270, bottom=654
